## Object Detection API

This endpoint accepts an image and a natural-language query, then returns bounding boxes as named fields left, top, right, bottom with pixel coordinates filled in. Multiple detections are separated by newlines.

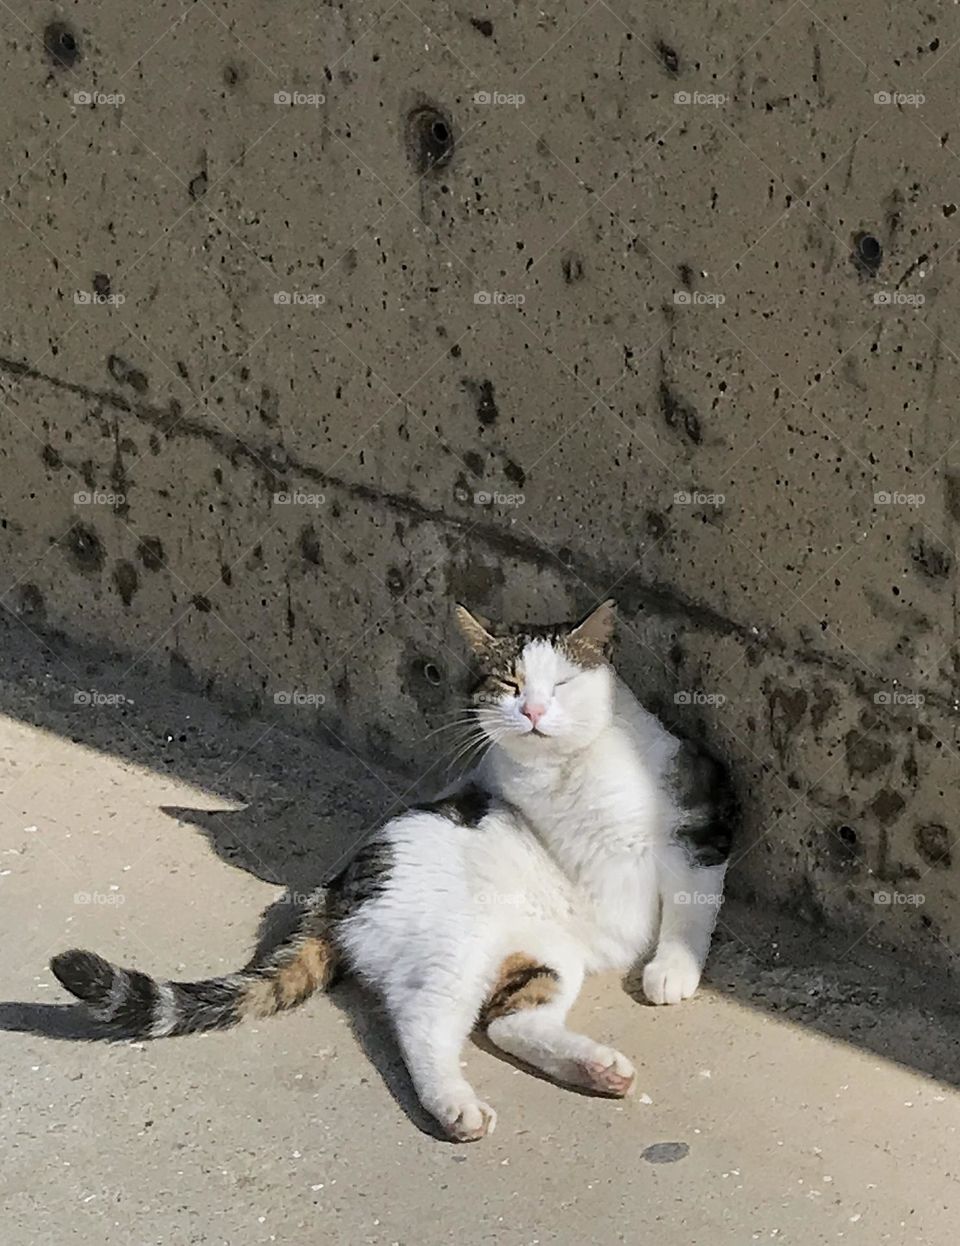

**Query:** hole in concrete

left=853, top=231, right=882, bottom=275
left=422, top=661, right=443, bottom=687
left=44, top=21, right=81, bottom=69
left=837, top=824, right=857, bottom=846
left=406, top=103, right=455, bottom=174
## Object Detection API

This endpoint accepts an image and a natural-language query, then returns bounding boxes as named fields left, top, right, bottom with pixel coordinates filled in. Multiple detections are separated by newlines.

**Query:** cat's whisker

left=419, top=716, right=478, bottom=744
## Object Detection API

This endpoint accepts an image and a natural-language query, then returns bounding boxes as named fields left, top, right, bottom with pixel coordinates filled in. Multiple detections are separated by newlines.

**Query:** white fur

left=337, top=644, right=726, bottom=1140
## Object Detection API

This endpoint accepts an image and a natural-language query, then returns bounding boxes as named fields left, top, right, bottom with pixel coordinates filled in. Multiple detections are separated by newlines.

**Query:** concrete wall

left=1, top=3, right=958, bottom=962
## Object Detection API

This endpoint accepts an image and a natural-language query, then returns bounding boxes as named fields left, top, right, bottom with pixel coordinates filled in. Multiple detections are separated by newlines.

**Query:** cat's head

left=455, top=600, right=617, bottom=757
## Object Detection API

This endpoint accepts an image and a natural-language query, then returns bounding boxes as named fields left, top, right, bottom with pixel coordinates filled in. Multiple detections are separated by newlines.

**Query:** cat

left=50, top=599, right=736, bottom=1142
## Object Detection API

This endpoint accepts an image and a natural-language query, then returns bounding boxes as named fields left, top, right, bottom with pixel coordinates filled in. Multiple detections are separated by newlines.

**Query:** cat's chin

left=491, top=727, right=589, bottom=760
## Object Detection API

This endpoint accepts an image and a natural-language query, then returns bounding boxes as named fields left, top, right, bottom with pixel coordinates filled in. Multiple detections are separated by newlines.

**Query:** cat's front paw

left=439, top=1097, right=498, bottom=1142
left=642, top=948, right=701, bottom=1005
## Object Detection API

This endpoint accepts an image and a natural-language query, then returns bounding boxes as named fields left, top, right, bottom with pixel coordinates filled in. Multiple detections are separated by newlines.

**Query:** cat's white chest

left=490, top=730, right=665, bottom=966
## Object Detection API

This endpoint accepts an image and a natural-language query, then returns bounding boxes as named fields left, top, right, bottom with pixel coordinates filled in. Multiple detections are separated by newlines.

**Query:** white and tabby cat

left=51, top=600, right=736, bottom=1141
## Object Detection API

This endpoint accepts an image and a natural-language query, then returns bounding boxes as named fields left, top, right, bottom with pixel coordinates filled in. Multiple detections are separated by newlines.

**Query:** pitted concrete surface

left=0, top=10, right=958, bottom=963
left=2, top=644, right=960, bottom=1245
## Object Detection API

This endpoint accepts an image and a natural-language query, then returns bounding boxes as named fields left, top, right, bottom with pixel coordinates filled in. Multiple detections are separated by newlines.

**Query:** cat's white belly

left=343, top=806, right=658, bottom=993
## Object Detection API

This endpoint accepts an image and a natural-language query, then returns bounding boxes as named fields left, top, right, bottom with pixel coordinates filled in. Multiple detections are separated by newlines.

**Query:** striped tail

left=49, top=908, right=339, bottom=1039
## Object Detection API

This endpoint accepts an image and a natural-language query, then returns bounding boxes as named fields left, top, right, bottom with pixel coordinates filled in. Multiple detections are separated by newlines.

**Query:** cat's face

left=455, top=601, right=616, bottom=758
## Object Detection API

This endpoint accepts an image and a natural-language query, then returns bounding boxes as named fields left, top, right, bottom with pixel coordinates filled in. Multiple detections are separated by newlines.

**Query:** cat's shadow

left=0, top=800, right=455, bottom=1140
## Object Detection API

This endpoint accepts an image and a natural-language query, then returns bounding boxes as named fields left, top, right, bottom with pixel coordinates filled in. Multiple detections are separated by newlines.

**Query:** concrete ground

left=2, top=628, right=960, bottom=1245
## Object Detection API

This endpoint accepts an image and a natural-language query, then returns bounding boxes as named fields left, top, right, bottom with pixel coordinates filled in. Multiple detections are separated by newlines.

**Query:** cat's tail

left=49, top=904, right=339, bottom=1039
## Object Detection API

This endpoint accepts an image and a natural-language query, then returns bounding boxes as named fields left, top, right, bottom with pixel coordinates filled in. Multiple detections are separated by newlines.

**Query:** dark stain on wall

left=502, top=456, right=525, bottom=488
left=845, top=729, right=893, bottom=780
left=112, top=560, right=139, bottom=608
left=944, top=471, right=960, bottom=523
left=189, top=169, right=209, bottom=201
left=915, top=823, right=951, bottom=869
left=258, top=386, right=280, bottom=428
left=44, top=21, right=81, bottom=70
left=107, top=355, right=149, bottom=394
left=656, top=40, right=680, bottom=76
left=137, top=536, right=165, bottom=571
left=447, top=555, right=505, bottom=605
left=463, top=378, right=499, bottom=428
left=41, top=444, right=62, bottom=470
left=17, top=584, right=46, bottom=623
left=659, top=377, right=702, bottom=445
left=463, top=450, right=484, bottom=477
left=869, top=788, right=906, bottom=826
left=561, top=253, right=585, bottom=284
left=908, top=529, right=952, bottom=580
left=768, top=684, right=808, bottom=755
left=298, top=524, right=324, bottom=567
left=65, top=523, right=104, bottom=575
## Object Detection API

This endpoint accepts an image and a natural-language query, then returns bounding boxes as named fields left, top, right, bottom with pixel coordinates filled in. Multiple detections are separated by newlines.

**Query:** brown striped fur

left=241, top=934, right=339, bottom=1019
left=480, top=953, right=560, bottom=1024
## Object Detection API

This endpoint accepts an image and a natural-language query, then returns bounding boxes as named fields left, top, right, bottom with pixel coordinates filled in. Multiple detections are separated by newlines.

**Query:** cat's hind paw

left=642, top=948, right=702, bottom=1005
left=578, top=1047, right=636, bottom=1097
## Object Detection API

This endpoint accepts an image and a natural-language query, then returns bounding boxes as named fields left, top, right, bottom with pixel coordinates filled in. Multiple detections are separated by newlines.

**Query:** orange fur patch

left=241, top=935, right=338, bottom=1018
left=480, top=952, right=559, bottom=1024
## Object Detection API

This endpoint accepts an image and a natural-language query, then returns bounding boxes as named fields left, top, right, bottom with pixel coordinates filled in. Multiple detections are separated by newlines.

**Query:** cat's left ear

left=454, top=604, right=496, bottom=654
left=570, top=599, right=617, bottom=652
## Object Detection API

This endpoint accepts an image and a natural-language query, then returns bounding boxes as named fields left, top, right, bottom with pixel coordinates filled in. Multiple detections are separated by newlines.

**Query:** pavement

left=2, top=626, right=959, bottom=1245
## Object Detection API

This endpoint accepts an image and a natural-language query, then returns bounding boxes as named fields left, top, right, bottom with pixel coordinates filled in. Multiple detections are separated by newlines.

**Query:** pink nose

left=521, top=702, right=546, bottom=727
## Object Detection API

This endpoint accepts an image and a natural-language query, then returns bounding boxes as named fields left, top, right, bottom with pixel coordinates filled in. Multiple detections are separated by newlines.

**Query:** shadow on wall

left=0, top=616, right=958, bottom=1124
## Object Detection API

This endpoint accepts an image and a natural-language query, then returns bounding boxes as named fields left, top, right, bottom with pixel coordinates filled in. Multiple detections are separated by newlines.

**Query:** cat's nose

left=521, top=702, right=546, bottom=727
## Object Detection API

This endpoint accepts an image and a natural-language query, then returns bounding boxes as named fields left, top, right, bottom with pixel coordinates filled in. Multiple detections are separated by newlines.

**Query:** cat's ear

left=454, top=604, right=495, bottom=653
left=570, top=599, right=617, bottom=650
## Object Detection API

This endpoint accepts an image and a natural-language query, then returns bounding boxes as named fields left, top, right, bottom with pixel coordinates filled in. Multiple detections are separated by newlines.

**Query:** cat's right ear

left=454, top=604, right=495, bottom=654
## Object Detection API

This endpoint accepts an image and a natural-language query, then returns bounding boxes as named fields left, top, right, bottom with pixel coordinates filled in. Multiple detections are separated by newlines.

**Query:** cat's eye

left=494, top=677, right=520, bottom=694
